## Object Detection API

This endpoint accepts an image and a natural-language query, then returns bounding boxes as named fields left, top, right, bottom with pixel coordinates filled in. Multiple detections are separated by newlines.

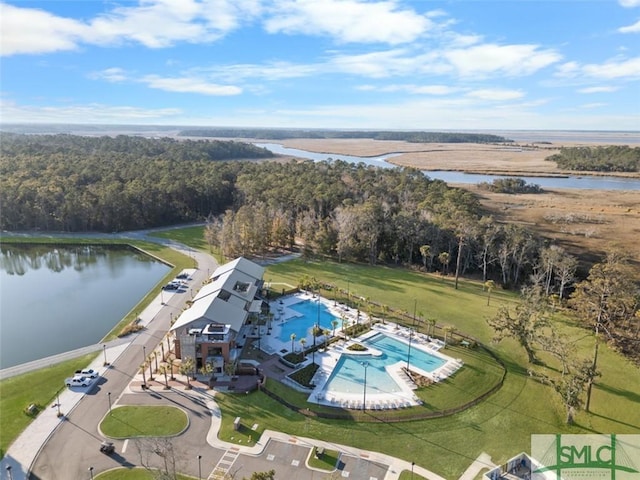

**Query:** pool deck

left=257, top=293, right=463, bottom=411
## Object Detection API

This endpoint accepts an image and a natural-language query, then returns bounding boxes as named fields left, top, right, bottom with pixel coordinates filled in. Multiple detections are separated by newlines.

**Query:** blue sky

left=1, top=0, right=639, bottom=130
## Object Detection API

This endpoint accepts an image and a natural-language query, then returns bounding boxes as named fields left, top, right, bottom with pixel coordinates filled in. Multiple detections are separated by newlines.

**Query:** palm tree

left=200, top=362, right=214, bottom=389
left=438, top=252, right=450, bottom=276
left=290, top=333, right=297, bottom=353
left=331, top=319, right=339, bottom=337
left=381, top=304, right=389, bottom=324
left=484, top=280, right=496, bottom=306
left=140, top=362, right=147, bottom=388
left=179, top=357, right=195, bottom=389
left=147, top=354, right=155, bottom=381
left=427, top=318, right=437, bottom=338
left=443, top=326, right=457, bottom=347
left=159, top=364, right=170, bottom=389
left=300, top=338, right=307, bottom=353
left=167, top=357, right=176, bottom=380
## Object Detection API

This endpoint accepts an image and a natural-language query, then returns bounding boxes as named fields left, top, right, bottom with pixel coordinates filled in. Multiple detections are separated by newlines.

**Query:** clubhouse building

left=171, top=257, right=266, bottom=373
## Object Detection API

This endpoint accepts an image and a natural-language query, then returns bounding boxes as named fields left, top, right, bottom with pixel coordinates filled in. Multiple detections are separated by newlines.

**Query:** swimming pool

left=322, top=333, right=446, bottom=396
left=278, top=299, right=339, bottom=342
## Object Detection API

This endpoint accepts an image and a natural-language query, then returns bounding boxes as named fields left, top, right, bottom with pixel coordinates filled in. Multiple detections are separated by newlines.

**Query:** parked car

left=65, top=376, right=91, bottom=387
left=75, top=368, right=98, bottom=378
left=163, top=281, right=180, bottom=290
left=100, top=441, right=115, bottom=455
left=176, top=272, right=189, bottom=279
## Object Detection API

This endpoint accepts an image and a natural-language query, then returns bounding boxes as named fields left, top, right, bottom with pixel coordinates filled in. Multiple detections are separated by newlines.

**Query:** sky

left=0, top=0, right=639, bottom=131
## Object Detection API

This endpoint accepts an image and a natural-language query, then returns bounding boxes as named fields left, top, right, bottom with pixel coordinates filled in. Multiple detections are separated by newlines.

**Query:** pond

left=256, top=142, right=640, bottom=191
left=0, top=244, right=170, bottom=369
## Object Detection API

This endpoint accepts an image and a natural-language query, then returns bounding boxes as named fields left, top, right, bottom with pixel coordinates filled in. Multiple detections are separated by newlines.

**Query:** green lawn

left=212, top=258, right=640, bottom=478
left=308, top=447, right=340, bottom=471
left=0, top=354, right=96, bottom=458
left=95, top=468, right=195, bottom=479
left=149, top=226, right=210, bottom=253
left=100, top=406, right=188, bottom=438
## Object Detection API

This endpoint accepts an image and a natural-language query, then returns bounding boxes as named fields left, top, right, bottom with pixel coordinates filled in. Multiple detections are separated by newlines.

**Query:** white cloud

left=0, top=0, right=251, bottom=55
left=89, top=68, right=128, bottom=83
left=89, top=68, right=242, bottom=95
left=466, top=89, right=525, bottom=101
left=619, top=0, right=640, bottom=7
left=445, top=44, right=562, bottom=77
left=264, top=0, right=431, bottom=44
left=0, top=98, right=182, bottom=123
left=582, top=56, right=640, bottom=79
left=0, top=3, right=88, bottom=55
left=580, top=103, right=608, bottom=109
left=357, top=84, right=458, bottom=95
left=618, top=19, right=640, bottom=33
left=141, top=75, right=242, bottom=95
left=578, top=86, right=619, bottom=93
left=555, top=56, right=640, bottom=81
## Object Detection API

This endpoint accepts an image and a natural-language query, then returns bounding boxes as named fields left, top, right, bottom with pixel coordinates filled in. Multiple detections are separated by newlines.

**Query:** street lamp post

left=361, top=361, right=369, bottom=411
left=411, top=462, right=415, bottom=479
left=406, top=330, right=414, bottom=372
left=197, top=454, right=202, bottom=480
left=6, top=465, right=12, bottom=480
left=56, top=392, right=62, bottom=417
left=108, top=392, right=112, bottom=414
left=89, top=466, right=94, bottom=480
left=103, top=343, right=109, bottom=366
left=412, top=299, right=417, bottom=328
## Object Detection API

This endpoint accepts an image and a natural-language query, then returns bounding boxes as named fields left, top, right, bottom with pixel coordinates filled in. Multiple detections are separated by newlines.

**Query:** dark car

left=100, top=441, right=115, bottom=454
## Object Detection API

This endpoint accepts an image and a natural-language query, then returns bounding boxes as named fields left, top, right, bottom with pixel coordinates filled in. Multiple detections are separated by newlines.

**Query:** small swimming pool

left=323, top=333, right=446, bottom=396
left=278, top=299, right=339, bottom=343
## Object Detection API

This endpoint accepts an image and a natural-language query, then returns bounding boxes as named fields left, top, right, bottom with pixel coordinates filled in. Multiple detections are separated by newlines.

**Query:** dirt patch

left=473, top=186, right=640, bottom=275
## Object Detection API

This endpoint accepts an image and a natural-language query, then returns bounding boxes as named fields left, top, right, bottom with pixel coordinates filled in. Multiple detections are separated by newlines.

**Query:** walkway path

left=0, top=229, right=476, bottom=480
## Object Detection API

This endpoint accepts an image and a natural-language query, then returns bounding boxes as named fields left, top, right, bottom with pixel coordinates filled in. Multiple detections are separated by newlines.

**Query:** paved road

left=1, top=228, right=474, bottom=480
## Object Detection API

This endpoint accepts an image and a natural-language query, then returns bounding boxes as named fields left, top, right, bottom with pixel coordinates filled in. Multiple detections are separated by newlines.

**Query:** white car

left=75, top=368, right=98, bottom=378
left=65, top=376, right=92, bottom=387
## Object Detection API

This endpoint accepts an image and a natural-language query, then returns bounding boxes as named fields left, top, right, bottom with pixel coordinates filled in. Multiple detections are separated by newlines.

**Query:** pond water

left=256, top=142, right=640, bottom=191
left=0, top=244, right=170, bottom=369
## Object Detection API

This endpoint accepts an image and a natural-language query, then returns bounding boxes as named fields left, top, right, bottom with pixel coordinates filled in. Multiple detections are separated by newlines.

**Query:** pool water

left=323, top=333, right=446, bottom=395
left=278, top=300, right=340, bottom=342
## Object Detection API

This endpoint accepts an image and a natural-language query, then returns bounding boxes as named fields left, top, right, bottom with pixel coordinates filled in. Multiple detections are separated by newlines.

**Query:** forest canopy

left=1, top=132, right=550, bottom=290
left=546, top=146, right=640, bottom=172
left=179, top=128, right=510, bottom=144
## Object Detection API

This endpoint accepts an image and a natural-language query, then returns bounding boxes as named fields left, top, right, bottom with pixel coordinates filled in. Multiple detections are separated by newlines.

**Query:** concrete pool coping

left=307, top=327, right=463, bottom=409
left=260, top=293, right=463, bottom=410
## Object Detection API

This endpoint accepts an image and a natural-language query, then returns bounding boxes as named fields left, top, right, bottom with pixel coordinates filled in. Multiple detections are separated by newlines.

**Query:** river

left=255, top=143, right=640, bottom=191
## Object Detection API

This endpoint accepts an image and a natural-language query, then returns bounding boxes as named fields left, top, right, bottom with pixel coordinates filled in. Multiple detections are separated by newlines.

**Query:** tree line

left=546, top=145, right=640, bottom=172
left=477, top=177, right=542, bottom=194
left=179, top=128, right=510, bottom=144
left=0, top=133, right=582, bottom=295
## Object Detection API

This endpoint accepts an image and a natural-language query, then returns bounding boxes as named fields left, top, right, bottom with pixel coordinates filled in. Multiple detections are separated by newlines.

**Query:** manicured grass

left=211, top=258, right=640, bottom=479
left=150, top=226, right=209, bottom=252
left=95, top=468, right=195, bottom=479
left=308, top=447, right=339, bottom=471
left=100, top=405, right=188, bottom=438
left=0, top=354, right=95, bottom=458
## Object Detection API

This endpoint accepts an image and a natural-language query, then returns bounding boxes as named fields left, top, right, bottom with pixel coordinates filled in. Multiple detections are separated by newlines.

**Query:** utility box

left=233, top=417, right=241, bottom=431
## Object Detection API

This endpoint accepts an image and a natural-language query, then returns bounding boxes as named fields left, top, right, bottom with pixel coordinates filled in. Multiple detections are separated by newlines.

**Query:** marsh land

left=273, top=137, right=640, bottom=273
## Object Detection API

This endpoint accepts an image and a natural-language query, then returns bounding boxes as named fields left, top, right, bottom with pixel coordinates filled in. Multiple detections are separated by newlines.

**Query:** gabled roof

left=211, top=257, right=264, bottom=282
left=171, top=257, right=263, bottom=333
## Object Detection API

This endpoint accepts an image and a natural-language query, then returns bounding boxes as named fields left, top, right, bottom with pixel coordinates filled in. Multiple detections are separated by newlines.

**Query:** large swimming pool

left=323, top=333, right=446, bottom=395
left=278, top=299, right=340, bottom=342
